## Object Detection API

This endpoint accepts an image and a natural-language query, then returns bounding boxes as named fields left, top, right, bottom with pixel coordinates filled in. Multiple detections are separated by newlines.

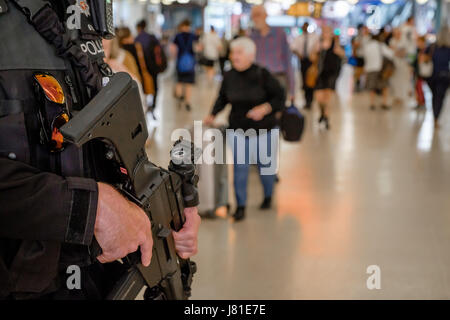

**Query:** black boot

left=318, top=103, right=326, bottom=124
left=233, top=206, right=246, bottom=221
left=260, top=197, right=272, bottom=210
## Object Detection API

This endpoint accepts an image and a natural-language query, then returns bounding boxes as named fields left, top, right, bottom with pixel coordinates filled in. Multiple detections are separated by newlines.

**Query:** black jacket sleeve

left=0, top=158, right=98, bottom=246
left=211, top=74, right=229, bottom=116
left=262, top=68, right=286, bottom=113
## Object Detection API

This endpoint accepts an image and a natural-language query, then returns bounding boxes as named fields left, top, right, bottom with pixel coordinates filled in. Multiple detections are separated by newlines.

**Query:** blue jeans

left=228, top=129, right=278, bottom=207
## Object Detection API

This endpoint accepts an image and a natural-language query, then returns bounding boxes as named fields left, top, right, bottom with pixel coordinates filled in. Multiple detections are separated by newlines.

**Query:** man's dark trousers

left=300, top=57, right=314, bottom=109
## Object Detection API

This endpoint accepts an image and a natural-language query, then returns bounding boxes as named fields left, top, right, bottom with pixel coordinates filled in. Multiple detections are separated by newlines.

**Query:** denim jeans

left=227, top=129, right=279, bottom=207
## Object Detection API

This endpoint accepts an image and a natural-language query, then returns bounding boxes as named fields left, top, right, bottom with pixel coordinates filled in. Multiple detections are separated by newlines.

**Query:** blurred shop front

left=112, top=0, right=446, bottom=41
left=113, top=0, right=164, bottom=36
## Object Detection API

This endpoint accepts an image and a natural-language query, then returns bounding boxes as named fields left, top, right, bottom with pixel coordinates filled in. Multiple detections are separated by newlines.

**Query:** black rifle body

left=61, top=72, right=196, bottom=300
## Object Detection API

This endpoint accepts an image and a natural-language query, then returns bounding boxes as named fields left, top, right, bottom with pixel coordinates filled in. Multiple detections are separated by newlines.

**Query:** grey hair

left=436, top=25, right=450, bottom=48
left=230, top=37, right=257, bottom=57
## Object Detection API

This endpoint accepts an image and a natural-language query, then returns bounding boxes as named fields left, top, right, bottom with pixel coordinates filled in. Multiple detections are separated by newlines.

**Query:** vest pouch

left=9, top=240, right=60, bottom=298
left=0, top=111, right=31, bottom=164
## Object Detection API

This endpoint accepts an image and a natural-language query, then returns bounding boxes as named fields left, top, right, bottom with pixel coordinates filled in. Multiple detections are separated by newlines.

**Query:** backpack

left=152, top=41, right=168, bottom=74
left=176, top=34, right=196, bottom=73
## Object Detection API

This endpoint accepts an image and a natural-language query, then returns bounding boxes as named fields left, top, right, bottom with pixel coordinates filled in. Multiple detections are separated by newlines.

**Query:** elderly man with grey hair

left=204, top=37, right=286, bottom=221
left=250, top=5, right=295, bottom=103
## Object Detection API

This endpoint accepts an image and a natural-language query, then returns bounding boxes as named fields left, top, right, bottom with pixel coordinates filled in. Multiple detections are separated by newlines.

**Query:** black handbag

left=280, top=103, right=305, bottom=142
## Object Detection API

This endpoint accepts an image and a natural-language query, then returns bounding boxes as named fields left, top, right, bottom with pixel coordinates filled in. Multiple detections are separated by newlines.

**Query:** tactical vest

left=0, top=0, right=111, bottom=299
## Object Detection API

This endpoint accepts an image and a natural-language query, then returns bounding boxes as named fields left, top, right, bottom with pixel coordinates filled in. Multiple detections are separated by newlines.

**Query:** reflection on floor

left=146, top=68, right=450, bottom=299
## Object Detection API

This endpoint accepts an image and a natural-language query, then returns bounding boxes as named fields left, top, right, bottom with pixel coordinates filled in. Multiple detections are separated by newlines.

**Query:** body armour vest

left=0, top=0, right=109, bottom=299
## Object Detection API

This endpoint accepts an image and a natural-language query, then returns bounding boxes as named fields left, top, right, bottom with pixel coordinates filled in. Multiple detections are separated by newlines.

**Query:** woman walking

left=310, top=26, right=345, bottom=129
left=172, top=20, right=198, bottom=111
left=204, top=37, right=285, bottom=221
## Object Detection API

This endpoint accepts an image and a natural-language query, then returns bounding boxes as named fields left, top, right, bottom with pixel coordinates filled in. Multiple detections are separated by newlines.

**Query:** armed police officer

left=0, top=0, right=200, bottom=299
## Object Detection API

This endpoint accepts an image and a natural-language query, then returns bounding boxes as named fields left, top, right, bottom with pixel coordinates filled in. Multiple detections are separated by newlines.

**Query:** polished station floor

left=146, top=67, right=450, bottom=299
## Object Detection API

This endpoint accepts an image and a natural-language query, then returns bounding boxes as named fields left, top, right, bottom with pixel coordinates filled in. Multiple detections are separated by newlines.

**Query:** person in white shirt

left=291, top=22, right=319, bottom=109
left=363, top=33, right=394, bottom=110
left=351, top=24, right=371, bottom=92
left=389, top=28, right=413, bottom=105
left=200, top=26, right=222, bottom=82
left=399, top=16, right=417, bottom=65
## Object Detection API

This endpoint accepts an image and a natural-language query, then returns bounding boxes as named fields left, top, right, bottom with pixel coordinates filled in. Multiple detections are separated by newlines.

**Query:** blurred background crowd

left=97, top=0, right=450, bottom=298
left=105, top=0, right=449, bottom=127
left=101, top=0, right=450, bottom=221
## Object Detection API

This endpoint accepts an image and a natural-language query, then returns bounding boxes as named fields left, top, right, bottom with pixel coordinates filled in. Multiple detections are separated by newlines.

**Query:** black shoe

left=370, top=105, right=376, bottom=111
left=324, top=117, right=330, bottom=130
left=185, top=104, right=191, bottom=112
left=233, top=206, right=246, bottom=221
left=381, top=105, right=391, bottom=110
left=260, top=197, right=272, bottom=210
left=199, top=210, right=216, bottom=219
left=318, top=115, right=325, bottom=124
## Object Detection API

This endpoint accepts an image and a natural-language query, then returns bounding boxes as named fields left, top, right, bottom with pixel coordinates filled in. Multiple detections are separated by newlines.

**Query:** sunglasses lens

left=50, top=113, right=69, bottom=152
left=35, top=74, right=65, bottom=104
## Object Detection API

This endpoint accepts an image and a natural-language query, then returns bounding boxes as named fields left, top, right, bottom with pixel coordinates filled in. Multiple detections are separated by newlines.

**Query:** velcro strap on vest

left=11, top=0, right=49, bottom=20
left=0, top=99, right=34, bottom=117
left=11, top=0, right=101, bottom=93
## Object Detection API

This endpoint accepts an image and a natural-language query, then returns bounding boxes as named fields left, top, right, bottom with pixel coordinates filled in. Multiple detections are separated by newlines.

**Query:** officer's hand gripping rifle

left=60, top=72, right=200, bottom=300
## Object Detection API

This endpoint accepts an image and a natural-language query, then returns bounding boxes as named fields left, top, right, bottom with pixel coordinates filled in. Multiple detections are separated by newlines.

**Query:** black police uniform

left=0, top=0, right=115, bottom=299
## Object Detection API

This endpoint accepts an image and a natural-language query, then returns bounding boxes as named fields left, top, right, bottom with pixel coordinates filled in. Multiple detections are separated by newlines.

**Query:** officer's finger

left=175, top=243, right=196, bottom=254
left=139, top=237, right=153, bottom=267
left=176, top=248, right=196, bottom=259
left=174, top=238, right=195, bottom=248
left=173, top=228, right=195, bottom=238
left=97, top=253, right=113, bottom=264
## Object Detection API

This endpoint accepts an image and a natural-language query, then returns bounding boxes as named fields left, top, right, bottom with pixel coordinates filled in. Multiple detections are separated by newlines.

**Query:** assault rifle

left=60, top=72, right=199, bottom=300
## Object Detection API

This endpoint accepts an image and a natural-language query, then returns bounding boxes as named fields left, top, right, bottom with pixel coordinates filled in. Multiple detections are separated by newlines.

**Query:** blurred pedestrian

left=310, top=26, right=345, bottom=130
left=204, top=37, right=285, bottom=221
left=103, top=37, right=141, bottom=82
left=234, top=28, right=247, bottom=40
left=352, top=24, right=370, bottom=92
left=172, top=20, right=198, bottom=111
left=200, top=26, right=222, bottom=83
left=379, top=26, right=393, bottom=45
left=250, top=5, right=294, bottom=103
left=363, top=33, right=394, bottom=110
left=400, top=16, right=417, bottom=66
left=428, top=26, right=450, bottom=129
left=389, top=28, right=412, bottom=105
left=291, top=22, right=319, bottom=110
left=218, top=34, right=230, bottom=76
left=103, top=37, right=146, bottom=111
left=135, top=19, right=167, bottom=115
left=413, top=36, right=428, bottom=110
left=117, top=27, right=155, bottom=112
